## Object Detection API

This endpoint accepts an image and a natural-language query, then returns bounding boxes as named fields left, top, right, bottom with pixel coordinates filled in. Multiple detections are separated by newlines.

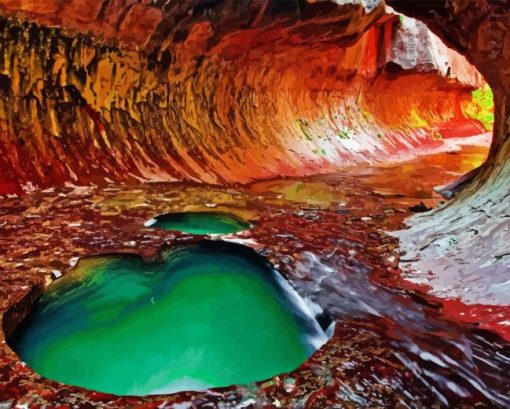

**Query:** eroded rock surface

left=0, top=1, right=485, bottom=193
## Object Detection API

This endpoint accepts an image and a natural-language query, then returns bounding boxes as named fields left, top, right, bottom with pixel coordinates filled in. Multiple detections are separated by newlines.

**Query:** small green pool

left=12, top=241, right=328, bottom=396
left=145, top=211, right=251, bottom=235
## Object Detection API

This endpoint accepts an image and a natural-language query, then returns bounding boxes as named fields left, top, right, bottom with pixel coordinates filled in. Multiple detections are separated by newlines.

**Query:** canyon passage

left=0, top=1, right=509, bottom=407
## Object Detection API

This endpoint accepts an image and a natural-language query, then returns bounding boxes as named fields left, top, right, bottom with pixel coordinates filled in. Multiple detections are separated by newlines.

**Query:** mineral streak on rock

left=0, top=0, right=163, bottom=47
left=0, top=1, right=487, bottom=194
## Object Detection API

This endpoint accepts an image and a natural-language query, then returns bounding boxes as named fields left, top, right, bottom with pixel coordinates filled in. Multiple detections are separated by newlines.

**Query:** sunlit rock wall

left=0, top=1, right=486, bottom=193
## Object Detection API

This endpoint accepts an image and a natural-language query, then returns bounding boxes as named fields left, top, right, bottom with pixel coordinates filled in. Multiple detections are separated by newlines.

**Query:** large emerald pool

left=11, top=241, right=329, bottom=396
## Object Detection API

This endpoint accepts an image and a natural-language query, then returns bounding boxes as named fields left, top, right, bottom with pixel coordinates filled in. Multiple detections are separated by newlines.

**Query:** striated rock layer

left=0, top=1, right=486, bottom=193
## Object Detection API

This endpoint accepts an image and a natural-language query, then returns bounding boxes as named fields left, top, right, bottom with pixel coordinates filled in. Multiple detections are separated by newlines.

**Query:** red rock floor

left=1, top=144, right=509, bottom=408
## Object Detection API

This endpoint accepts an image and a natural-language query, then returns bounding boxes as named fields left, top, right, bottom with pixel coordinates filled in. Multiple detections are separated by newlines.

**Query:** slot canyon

left=0, top=0, right=509, bottom=407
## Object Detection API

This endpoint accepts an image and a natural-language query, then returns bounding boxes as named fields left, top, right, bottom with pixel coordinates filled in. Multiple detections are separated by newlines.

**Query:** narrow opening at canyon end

left=10, top=241, right=330, bottom=396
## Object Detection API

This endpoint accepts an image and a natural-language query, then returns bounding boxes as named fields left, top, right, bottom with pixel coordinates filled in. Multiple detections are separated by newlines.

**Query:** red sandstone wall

left=0, top=6, right=488, bottom=194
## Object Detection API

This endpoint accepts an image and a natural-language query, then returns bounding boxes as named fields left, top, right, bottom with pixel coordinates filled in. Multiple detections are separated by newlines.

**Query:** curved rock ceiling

left=0, top=0, right=489, bottom=192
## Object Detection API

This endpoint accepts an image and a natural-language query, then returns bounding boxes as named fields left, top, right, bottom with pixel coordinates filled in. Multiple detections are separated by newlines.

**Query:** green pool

left=146, top=212, right=251, bottom=234
left=12, top=241, right=328, bottom=396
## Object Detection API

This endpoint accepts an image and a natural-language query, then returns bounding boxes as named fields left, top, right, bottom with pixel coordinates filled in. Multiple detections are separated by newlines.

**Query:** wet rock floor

left=1, top=144, right=509, bottom=408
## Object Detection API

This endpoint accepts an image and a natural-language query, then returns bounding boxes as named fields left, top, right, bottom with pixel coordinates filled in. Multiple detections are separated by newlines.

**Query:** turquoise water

left=146, top=212, right=251, bottom=234
left=12, top=241, right=328, bottom=396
